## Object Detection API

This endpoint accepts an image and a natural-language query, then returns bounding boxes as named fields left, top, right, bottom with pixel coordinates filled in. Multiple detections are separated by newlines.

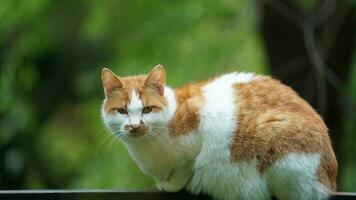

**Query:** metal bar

left=0, top=190, right=354, bottom=200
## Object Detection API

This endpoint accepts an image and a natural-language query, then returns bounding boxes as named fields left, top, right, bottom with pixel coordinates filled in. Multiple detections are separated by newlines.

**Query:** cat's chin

left=128, top=132, right=147, bottom=138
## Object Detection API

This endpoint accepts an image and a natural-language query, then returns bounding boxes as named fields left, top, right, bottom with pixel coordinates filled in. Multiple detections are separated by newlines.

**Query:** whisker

left=107, top=135, right=119, bottom=151
left=97, top=132, right=115, bottom=153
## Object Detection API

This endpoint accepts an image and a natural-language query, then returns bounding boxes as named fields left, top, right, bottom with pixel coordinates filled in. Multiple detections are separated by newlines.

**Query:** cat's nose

left=130, top=124, right=140, bottom=130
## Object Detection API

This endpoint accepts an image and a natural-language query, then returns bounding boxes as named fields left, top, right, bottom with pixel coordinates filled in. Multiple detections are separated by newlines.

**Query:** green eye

left=142, top=106, right=153, bottom=114
left=117, top=108, right=128, bottom=114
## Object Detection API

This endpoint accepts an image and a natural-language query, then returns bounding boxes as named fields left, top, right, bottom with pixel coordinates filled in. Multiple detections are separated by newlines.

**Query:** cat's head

left=101, top=65, right=173, bottom=139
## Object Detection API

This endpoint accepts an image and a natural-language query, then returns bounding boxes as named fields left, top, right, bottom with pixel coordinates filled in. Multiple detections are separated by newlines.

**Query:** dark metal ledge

left=0, top=190, right=354, bottom=200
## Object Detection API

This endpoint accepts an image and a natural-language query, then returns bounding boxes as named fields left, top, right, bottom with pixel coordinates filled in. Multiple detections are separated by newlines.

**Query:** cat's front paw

left=156, top=181, right=183, bottom=192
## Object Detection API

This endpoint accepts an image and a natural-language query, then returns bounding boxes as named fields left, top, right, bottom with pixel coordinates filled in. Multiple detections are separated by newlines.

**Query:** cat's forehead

left=103, top=75, right=144, bottom=109
left=103, top=74, right=167, bottom=111
left=128, top=90, right=143, bottom=111
left=121, top=75, right=147, bottom=92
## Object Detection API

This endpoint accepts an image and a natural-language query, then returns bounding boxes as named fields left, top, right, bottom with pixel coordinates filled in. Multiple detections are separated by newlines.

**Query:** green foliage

left=339, top=52, right=356, bottom=191
left=297, top=0, right=318, bottom=13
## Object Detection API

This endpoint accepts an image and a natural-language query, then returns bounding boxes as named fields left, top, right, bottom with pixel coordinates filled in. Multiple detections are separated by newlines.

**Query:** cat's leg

left=187, top=161, right=271, bottom=200
left=156, top=168, right=193, bottom=192
left=265, top=153, right=330, bottom=200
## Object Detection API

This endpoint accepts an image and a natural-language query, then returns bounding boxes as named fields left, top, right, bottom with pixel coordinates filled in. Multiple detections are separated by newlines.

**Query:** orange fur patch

left=230, top=76, right=337, bottom=191
left=168, top=80, right=212, bottom=136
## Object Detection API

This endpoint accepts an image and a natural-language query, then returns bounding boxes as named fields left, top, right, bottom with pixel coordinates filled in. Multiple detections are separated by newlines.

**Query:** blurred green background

left=1, top=0, right=355, bottom=192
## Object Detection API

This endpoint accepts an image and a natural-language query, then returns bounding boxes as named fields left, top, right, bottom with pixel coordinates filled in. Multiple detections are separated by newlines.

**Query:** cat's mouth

left=127, top=126, right=150, bottom=138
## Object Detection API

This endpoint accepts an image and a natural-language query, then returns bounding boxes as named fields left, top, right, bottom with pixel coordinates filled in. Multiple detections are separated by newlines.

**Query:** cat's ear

left=101, top=68, right=123, bottom=96
left=144, top=65, right=166, bottom=95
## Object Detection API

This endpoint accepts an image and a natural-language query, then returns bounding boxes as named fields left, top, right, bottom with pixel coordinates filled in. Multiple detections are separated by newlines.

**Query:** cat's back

left=197, top=72, right=317, bottom=133
left=189, top=72, right=324, bottom=138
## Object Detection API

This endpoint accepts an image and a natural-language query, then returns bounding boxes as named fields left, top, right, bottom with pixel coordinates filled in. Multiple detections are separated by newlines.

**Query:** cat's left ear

left=144, top=65, right=166, bottom=95
left=101, top=68, right=124, bottom=96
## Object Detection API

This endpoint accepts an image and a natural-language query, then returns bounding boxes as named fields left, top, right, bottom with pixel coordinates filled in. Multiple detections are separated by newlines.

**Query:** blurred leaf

left=297, top=0, right=318, bottom=13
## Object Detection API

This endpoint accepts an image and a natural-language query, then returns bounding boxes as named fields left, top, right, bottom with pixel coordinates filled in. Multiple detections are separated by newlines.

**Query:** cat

left=101, top=65, right=337, bottom=200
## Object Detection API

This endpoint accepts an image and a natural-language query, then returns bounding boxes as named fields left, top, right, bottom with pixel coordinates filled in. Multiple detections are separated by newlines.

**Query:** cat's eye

left=117, top=108, right=128, bottom=114
left=142, top=106, right=153, bottom=114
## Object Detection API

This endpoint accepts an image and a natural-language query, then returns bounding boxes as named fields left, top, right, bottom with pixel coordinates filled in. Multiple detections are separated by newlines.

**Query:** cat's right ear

left=101, top=68, right=123, bottom=96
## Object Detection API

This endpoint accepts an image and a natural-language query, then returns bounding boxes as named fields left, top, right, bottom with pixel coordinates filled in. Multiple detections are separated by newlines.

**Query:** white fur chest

left=122, top=132, right=200, bottom=182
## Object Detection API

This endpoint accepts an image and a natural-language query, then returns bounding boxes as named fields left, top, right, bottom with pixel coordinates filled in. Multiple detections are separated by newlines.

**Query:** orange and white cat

left=101, top=65, right=337, bottom=200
